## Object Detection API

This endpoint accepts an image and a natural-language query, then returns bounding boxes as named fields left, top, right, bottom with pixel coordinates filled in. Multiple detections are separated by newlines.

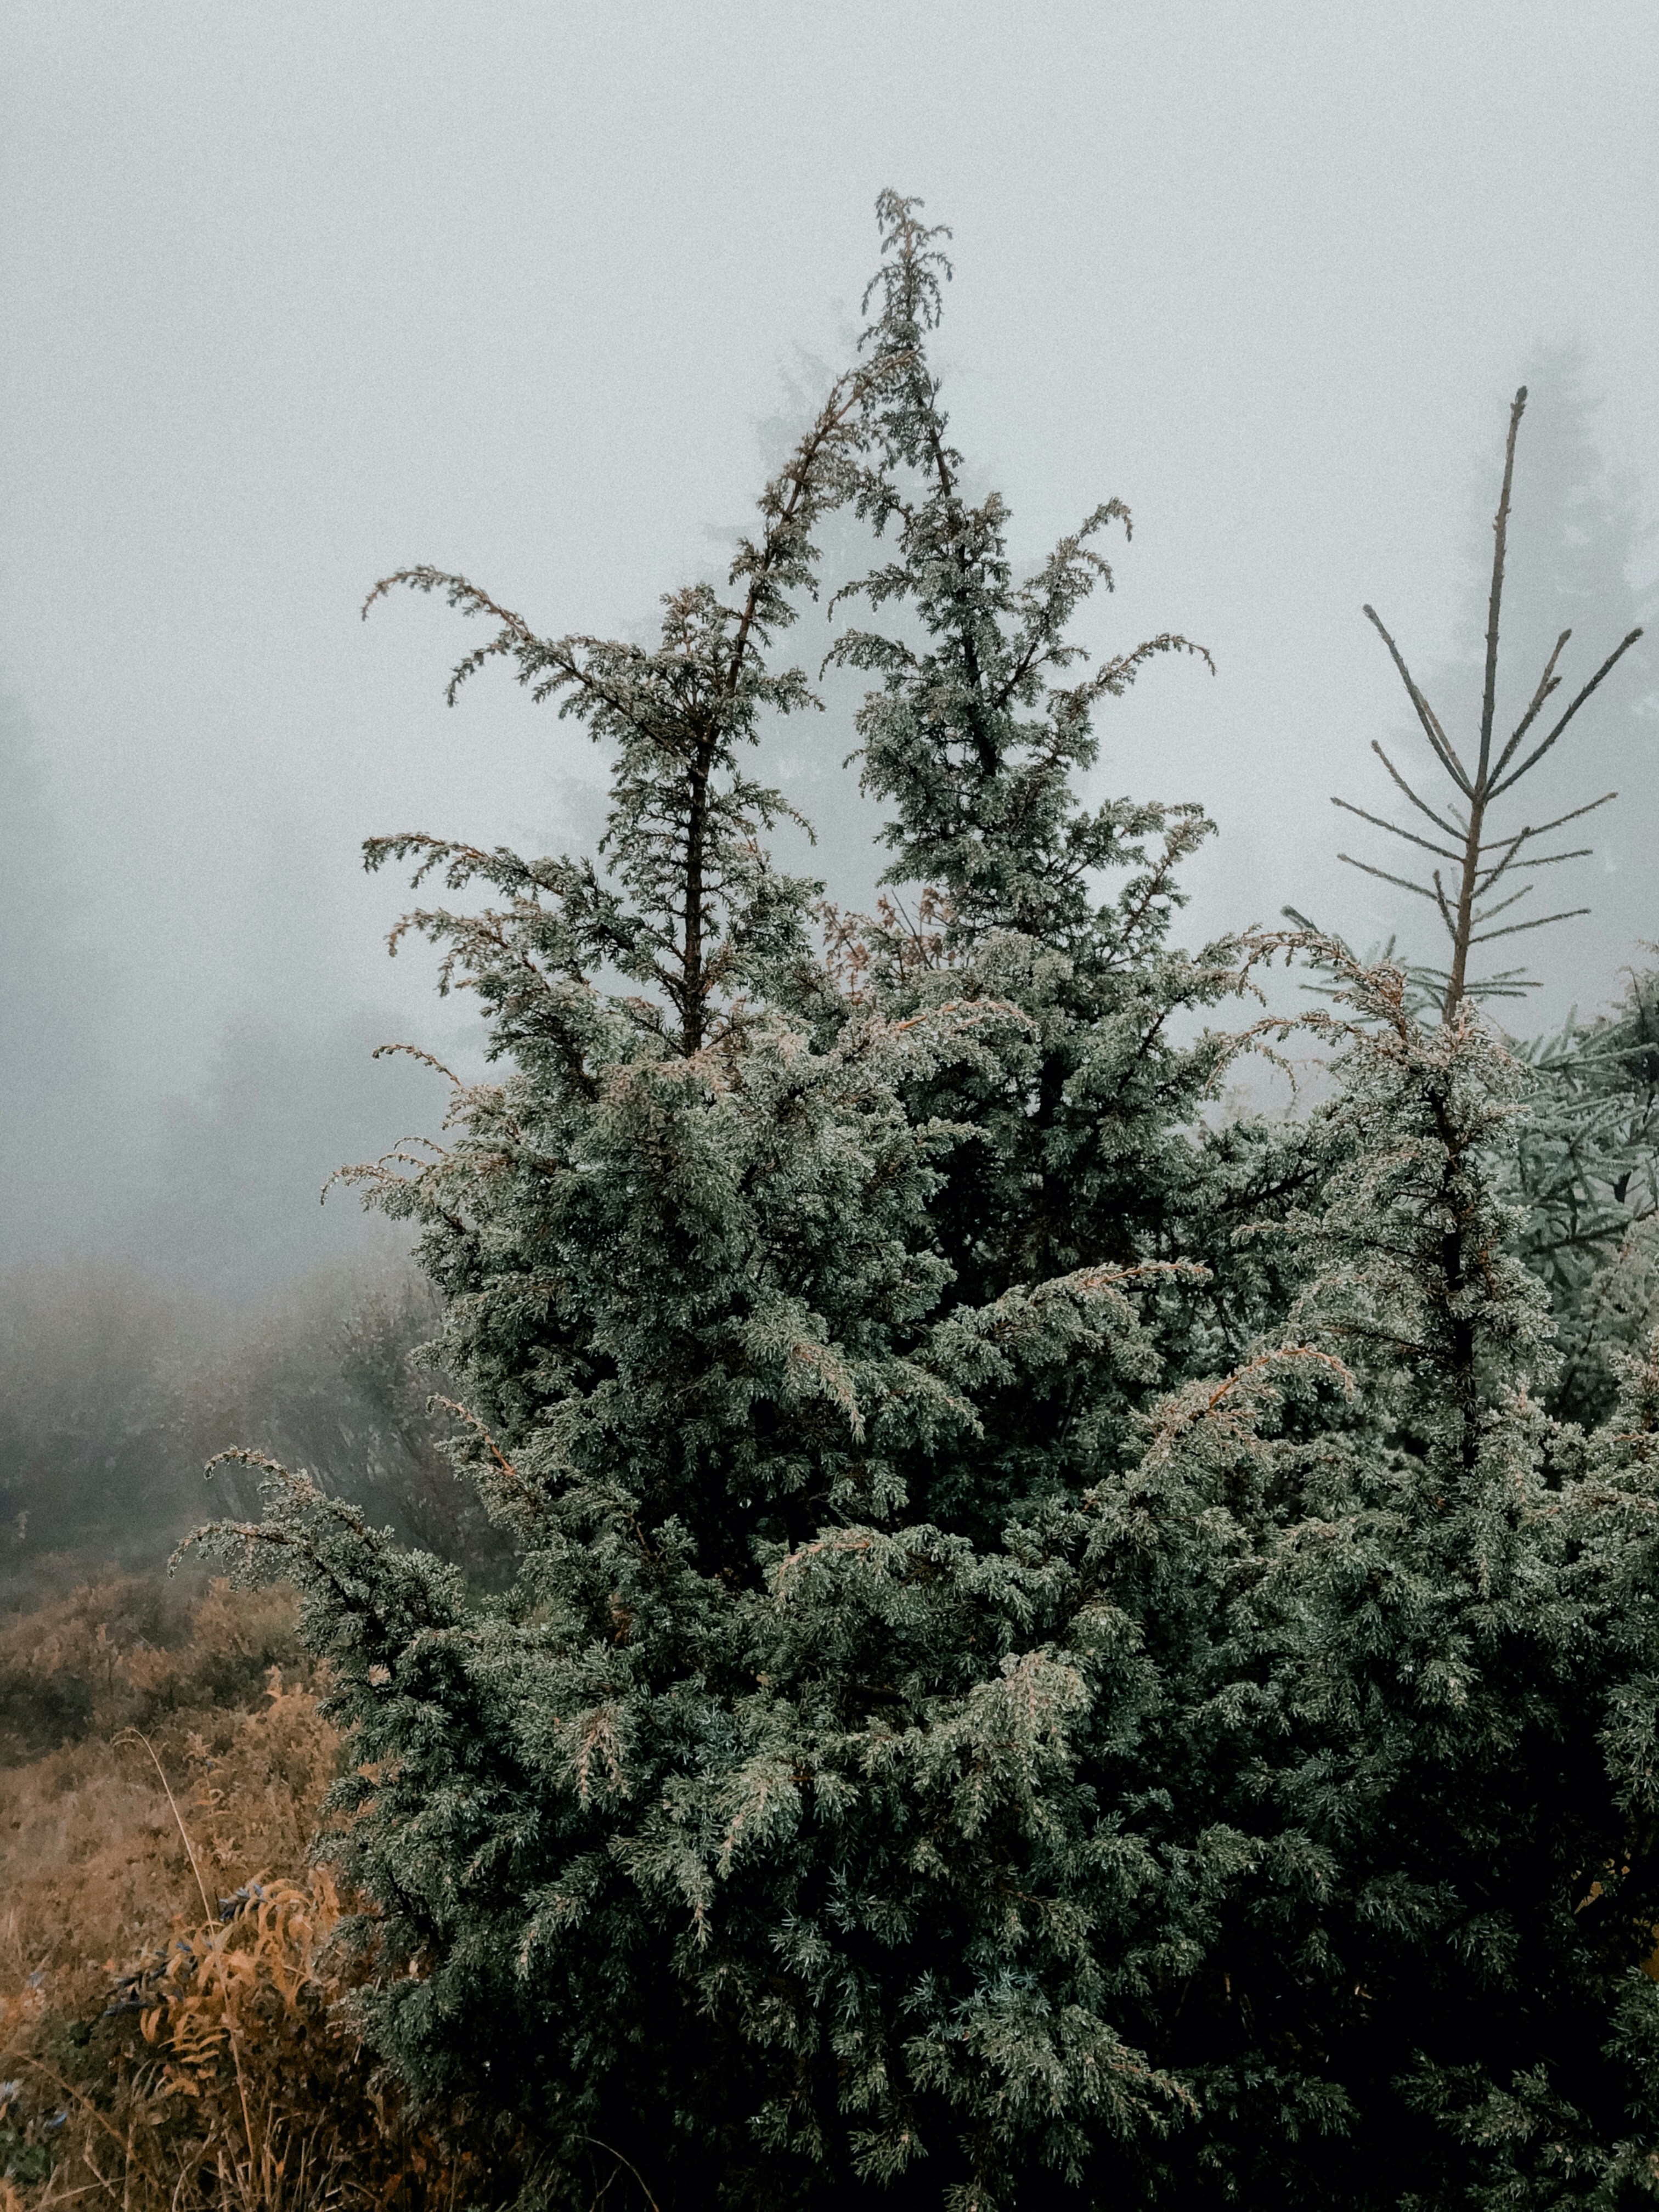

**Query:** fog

left=3, top=5, right=1657, bottom=1564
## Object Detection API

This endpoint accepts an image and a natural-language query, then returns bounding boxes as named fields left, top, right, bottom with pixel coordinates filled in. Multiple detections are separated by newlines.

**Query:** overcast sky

left=4, top=0, right=1657, bottom=1272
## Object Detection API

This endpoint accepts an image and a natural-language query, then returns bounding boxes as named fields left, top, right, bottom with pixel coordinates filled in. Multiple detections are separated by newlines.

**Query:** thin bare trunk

left=1336, top=386, right=1642, bottom=1020
left=1442, top=389, right=1526, bottom=1020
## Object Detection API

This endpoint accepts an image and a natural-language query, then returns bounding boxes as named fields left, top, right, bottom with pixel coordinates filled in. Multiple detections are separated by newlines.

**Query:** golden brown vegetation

left=0, top=1574, right=499, bottom=2210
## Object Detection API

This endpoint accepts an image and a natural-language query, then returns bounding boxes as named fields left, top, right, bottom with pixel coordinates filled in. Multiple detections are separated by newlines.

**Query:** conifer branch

left=1331, top=794, right=1462, bottom=862
left=1491, top=625, right=1572, bottom=780
left=1338, top=853, right=1439, bottom=900
left=1361, top=607, right=1471, bottom=795
left=1489, top=629, right=1644, bottom=798
left=1369, top=740, right=1463, bottom=839
left=1470, top=906, right=1592, bottom=946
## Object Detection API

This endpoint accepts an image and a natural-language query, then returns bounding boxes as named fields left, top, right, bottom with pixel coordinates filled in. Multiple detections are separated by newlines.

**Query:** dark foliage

left=198, top=196, right=1659, bottom=2210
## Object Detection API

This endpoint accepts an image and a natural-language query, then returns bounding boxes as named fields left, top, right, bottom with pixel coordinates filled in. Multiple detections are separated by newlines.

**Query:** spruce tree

left=198, top=196, right=1659, bottom=2209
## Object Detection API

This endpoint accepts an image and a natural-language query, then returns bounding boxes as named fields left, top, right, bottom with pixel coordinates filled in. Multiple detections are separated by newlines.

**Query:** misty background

left=3, top=1, right=1657, bottom=1576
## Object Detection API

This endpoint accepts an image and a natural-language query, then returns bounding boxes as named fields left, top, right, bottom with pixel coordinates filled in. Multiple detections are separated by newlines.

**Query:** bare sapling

left=1336, top=386, right=1643, bottom=1020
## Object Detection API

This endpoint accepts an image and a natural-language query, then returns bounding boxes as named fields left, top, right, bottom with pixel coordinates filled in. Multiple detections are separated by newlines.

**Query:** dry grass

left=0, top=1573, right=500, bottom=2210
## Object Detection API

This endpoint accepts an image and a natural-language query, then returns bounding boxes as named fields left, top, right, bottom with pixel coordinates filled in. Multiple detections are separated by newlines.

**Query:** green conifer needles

left=194, top=196, right=1659, bottom=2209
left=834, top=191, right=1216, bottom=959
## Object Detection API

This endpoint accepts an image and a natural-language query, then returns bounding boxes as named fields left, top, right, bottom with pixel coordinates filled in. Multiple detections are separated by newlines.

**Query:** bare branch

left=1481, top=790, right=1618, bottom=847
left=1362, top=606, right=1472, bottom=794
left=1336, top=852, right=1438, bottom=899
left=1491, top=631, right=1645, bottom=796
left=1492, top=625, right=1571, bottom=779
left=1369, top=740, right=1463, bottom=839
left=1469, top=906, right=1592, bottom=946
left=1470, top=830, right=1533, bottom=906
left=1474, top=845, right=1593, bottom=882
left=1331, top=794, right=1461, bottom=861
left=1468, top=881, right=1535, bottom=927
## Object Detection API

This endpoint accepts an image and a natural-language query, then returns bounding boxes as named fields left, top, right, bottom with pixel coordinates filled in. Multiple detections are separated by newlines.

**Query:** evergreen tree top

left=826, top=190, right=1215, bottom=963
left=362, top=359, right=887, bottom=1057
